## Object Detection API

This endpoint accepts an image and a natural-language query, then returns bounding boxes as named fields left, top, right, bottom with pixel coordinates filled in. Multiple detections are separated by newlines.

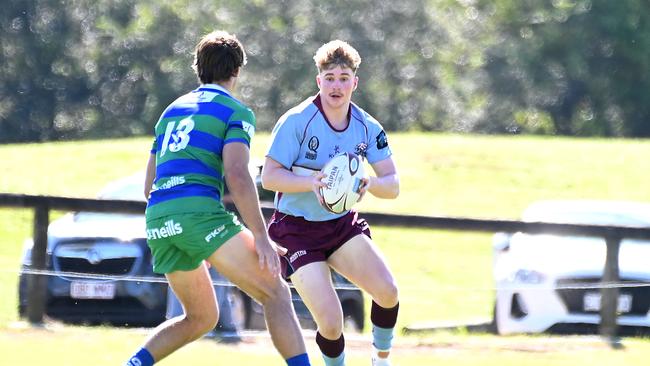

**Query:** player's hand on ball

left=312, top=171, right=327, bottom=205
left=357, top=175, right=370, bottom=202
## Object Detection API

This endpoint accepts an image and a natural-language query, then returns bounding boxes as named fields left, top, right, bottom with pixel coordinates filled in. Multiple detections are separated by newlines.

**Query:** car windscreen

left=524, top=211, right=650, bottom=228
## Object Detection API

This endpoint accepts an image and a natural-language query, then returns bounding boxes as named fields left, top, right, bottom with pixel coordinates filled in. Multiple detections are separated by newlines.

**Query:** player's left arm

left=144, top=153, right=156, bottom=200
left=365, top=157, right=399, bottom=199
left=144, top=133, right=158, bottom=201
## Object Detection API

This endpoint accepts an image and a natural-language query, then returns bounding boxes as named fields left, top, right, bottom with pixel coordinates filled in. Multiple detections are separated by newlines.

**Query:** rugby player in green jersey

left=124, top=31, right=311, bottom=366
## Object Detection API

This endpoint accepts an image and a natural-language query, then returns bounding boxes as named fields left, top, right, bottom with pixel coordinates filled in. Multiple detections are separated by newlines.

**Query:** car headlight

left=510, top=269, right=547, bottom=284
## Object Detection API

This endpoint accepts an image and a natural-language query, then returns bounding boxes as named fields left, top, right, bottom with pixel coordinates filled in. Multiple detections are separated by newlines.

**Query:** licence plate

left=583, top=292, right=632, bottom=313
left=70, top=281, right=116, bottom=299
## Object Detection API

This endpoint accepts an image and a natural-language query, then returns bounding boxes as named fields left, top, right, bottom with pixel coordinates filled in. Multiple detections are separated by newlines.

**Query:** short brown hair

left=193, top=31, right=247, bottom=84
left=313, top=40, right=361, bottom=73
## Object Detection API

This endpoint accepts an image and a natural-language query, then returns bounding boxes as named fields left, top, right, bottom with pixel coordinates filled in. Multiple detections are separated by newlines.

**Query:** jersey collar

left=196, top=83, right=244, bottom=104
left=313, top=94, right=352, bottom=133
left=197, top=83, right=232, bottom=97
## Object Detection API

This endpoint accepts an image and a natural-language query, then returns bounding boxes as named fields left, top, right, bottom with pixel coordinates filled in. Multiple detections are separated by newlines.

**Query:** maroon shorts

left=267, top=210, right=371, bottom=279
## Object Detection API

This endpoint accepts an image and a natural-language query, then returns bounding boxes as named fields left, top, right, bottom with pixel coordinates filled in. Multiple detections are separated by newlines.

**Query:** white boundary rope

left=9, top=268, right=650, bottom=291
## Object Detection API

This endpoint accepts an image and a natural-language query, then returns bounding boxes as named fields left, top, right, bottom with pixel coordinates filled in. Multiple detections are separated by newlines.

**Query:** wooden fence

left=2, top=192, right=650, bottom=346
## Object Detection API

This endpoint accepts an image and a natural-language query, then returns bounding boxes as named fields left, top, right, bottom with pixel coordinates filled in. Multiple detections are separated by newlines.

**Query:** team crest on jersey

left=305, top=136, right=319, bottom=160
left=354, top=142, right=368, bottom=159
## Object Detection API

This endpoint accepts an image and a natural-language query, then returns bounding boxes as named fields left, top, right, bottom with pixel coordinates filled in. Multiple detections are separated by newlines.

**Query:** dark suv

left=18, top=170, right=365, bottom=331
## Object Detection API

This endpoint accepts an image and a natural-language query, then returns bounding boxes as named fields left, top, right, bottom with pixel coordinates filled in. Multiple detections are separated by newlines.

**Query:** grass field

left=1, top=326, right=650, bottom=365
left=1, top=132, right=650, bottom=365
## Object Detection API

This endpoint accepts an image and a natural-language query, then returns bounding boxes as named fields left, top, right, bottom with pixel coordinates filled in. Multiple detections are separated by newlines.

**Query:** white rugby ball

left=319, top=152, right=365, bottom=214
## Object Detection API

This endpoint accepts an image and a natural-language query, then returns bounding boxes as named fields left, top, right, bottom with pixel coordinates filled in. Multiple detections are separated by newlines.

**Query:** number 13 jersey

left=146, top=84, right=255, bottom=219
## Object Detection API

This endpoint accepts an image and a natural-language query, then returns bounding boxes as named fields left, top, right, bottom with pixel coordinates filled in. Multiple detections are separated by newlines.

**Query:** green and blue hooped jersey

left=146, top=84, right=255, bottom=219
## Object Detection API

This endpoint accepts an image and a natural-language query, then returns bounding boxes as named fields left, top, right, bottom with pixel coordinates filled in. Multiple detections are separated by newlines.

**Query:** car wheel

left=342, top=300, right=364, bottom=332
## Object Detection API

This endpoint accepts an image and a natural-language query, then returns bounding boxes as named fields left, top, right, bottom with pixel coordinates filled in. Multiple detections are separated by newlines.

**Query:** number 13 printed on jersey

left=160, top=118, right=195, bottom=157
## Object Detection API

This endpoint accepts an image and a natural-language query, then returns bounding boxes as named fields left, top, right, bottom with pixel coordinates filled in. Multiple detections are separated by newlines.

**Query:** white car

left=492, top=200, right=650, bottom=335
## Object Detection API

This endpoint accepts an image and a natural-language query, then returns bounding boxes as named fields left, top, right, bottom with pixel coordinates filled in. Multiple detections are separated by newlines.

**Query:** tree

left=0, top=0, right=91, bottom=141
left=479, top=0, right=650, bottom=137
left=2, top=0, right=649, bottom=142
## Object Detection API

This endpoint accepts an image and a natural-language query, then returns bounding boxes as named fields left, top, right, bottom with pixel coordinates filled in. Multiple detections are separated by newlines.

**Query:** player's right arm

left=262, top=114, right=327, bottom=197
left=262, top=158, right=325, bottom=193
left=262, top=157, right=326, bottom=204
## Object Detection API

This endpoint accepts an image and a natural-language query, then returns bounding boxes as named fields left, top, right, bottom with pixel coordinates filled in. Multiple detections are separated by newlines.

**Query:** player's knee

left=316, top=313, right=344, bottom=340
left=375, top=280, right=399, bottom=308
left=257, top=278, right=291, bottom=306
left=185, top=307, right=219, bottom=336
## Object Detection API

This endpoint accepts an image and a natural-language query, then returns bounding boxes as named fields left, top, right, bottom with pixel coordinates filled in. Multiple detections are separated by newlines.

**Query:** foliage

left=1, top=0, right=649, bottom=142
left=479, top=0, right=650, bottom=136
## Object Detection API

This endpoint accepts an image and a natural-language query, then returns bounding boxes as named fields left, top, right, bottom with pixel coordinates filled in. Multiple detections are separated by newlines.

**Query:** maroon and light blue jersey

left=146, top=84, right=255, bottom=220
left=266, top=94, right=391, bottom=221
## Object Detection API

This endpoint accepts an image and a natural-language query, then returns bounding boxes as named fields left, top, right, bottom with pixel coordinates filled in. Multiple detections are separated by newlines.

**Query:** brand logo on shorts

left=147, top=220, right=183, bottom=240
left=205, top=225, right=226, bottom=242
left=289, top=250, right=307, bottom=263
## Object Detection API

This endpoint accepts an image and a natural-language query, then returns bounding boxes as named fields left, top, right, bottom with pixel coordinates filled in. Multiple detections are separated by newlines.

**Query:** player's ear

left=353, top=76, right=358, bottom=91
left=232, top=67, right=241, bottom=78
left=316, top=74, right=322, bottom=88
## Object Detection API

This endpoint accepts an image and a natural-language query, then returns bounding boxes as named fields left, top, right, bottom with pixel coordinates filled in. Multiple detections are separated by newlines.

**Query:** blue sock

left=372, top=325, right=394, bottom=351
left=125, top=347, right=154, bottom=366
left=322, top=352, right=345, bottom=366
left=286, top=353, right=311, bottom=366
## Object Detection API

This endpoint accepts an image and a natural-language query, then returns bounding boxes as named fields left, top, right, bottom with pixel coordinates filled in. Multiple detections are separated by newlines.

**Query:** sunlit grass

left=1, top=133, right=649, bottom=365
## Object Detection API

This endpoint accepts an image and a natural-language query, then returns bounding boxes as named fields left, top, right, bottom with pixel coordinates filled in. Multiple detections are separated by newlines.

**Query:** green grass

left=1, top=326, right=649, bottom=365
left=1, top=133, right=650, bottom=365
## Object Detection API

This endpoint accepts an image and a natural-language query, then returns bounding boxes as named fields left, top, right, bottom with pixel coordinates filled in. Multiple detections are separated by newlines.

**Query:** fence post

left=599, top=233, right=622, bottom=348
left=26, top=204, right=49, bottom=324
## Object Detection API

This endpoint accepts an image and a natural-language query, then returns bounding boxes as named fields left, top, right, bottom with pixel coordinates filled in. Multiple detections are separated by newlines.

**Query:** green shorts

left=146, top=211, right=244, bottom=274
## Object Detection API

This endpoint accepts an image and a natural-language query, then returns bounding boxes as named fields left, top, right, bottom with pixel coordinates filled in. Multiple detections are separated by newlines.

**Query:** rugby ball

left=319, top=152, right=365, bottom=214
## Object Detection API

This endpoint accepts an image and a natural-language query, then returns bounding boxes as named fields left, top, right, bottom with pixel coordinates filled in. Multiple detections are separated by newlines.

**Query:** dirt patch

left=215, top=329, right=616, bottom=355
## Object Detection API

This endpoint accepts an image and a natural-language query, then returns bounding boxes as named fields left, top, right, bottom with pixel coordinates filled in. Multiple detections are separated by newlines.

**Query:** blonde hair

left=313, top=40, right=361, bottom=73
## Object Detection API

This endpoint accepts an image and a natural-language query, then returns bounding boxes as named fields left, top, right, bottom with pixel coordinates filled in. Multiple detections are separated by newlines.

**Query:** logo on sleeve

left=376, top=130, right=388, bottom=149
left=242, top=121, right=255, bottom=139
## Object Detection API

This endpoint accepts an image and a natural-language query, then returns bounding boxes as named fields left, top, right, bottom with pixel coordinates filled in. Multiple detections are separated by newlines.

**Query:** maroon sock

left=315, top=331, right=345, bottom=358
left=371, top=301, right=399, bottom=328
